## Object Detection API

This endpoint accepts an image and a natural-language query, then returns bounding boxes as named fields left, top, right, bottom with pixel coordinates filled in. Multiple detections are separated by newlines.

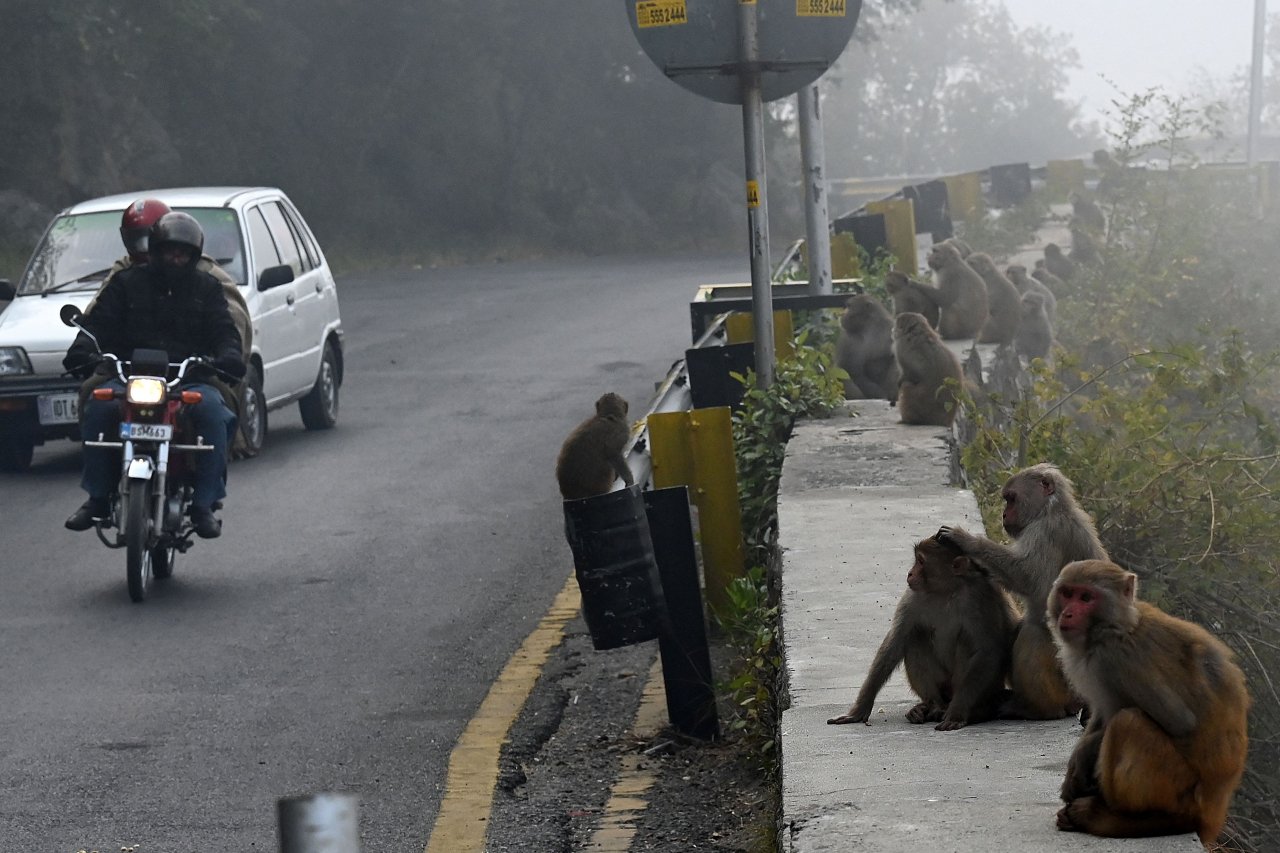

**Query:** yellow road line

left=423, top=574, right=582, bottom=853
left=582, top=658, right=667, bottom=852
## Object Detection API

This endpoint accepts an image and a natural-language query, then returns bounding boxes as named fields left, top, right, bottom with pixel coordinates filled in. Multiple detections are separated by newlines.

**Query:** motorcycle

left=61, top=304, right=225, bottom=602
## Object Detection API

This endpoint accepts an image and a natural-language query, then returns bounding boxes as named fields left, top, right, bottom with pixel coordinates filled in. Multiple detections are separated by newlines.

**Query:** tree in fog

left=820, top=0, right=1095, bottom=177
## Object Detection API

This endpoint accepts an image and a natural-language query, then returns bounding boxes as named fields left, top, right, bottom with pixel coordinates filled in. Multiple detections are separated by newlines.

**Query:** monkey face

left=1052, top=583, right=1098, bottom=642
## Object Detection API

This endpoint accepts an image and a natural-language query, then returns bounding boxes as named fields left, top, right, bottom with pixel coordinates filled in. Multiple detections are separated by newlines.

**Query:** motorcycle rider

left=87, top=198, right=256, bottom=457
left=63, top=212, right=245, bottom=539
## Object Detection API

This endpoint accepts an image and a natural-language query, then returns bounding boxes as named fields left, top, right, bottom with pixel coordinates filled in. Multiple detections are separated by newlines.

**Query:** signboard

left=627, top=0, right=863, bottom=105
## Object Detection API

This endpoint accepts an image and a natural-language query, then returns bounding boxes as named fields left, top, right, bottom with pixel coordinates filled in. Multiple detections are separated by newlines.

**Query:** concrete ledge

left=776, top=399, right=1197, bottom=852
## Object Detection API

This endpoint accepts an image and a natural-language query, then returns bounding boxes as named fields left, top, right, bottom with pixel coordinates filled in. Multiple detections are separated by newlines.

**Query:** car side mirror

left=60, top=304, right=83, bottom=327
left=0, top=280, right=15, bottom=301
left=257, top=264, right=295, bottom=291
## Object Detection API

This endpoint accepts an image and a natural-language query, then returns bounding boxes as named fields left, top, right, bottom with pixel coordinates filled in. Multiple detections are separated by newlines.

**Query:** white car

left=0, top=186, right=344, bottom=471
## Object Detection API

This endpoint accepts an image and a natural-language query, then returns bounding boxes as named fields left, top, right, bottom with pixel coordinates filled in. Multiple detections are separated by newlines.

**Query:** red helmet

left=119, top=198, right=172, bottom=261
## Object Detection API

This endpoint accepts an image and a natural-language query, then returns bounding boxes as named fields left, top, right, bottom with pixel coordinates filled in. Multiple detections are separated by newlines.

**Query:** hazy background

left=0, top=0, right=1273, bottom=270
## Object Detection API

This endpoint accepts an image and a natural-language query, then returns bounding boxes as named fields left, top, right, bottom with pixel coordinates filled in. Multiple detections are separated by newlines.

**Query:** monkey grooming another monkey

left=893, top=312, right=963, bottom=427
left=1015, top=292, right=1054, bottom=363
left=938, top=464, right=1107, bottom=719
left=555, top=392, right=635, bottom=500
left=827, top=535, right=1015, bottom=731
left=1006, top=263, right=1056, bottom=321
left=926, top=241, right=988, bottom=340
left=965, top=252, right=1021, bottom=346
left=834, top=295, right=900, bottom=401
left=1049, top=560, right=1249, bottom=846
left=885, top=270, right=941, bottom=329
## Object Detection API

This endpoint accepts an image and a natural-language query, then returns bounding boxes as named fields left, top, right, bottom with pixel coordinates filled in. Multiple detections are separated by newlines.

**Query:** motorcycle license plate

left=121, top=422, right=173, bottom=441
left=37, top=392, right=79, bottom=425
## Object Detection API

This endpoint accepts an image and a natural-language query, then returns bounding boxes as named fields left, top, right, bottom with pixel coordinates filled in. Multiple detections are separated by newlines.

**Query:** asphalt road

left=0, top=252, right=745, bottom=852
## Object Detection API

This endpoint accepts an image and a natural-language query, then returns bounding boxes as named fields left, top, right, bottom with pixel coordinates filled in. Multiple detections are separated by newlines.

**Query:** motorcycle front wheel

left=125, top=483, right=154, bottom=603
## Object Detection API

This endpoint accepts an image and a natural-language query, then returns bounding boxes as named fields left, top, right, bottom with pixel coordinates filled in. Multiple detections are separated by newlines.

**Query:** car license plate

left=121, top=422, right=173, bottom=441
left=37, top=392, right=79, bottom=425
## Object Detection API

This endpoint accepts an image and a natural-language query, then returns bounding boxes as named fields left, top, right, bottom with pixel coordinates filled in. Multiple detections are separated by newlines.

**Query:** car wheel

left=299, top=341, right=339, bottom=431
left=0, top=432, right=35, bottom=473
left=238, top=363, right=267, bottom=456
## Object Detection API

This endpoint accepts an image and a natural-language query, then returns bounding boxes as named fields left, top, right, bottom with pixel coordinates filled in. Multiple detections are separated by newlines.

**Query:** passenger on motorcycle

left=63, top=212, right=245, bottom=539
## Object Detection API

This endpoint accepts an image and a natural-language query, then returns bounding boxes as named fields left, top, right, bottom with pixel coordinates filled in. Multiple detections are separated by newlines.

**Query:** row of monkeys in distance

left=827, top=463, right=1249, bottom=847
left=837, top=192, right=1107, bottom=424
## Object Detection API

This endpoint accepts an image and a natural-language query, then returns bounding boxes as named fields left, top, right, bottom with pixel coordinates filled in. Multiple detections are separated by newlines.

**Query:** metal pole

left=797, top=84, right=832, bottom=296
left=1248, top=0, right=1267, bottom=166
left=278, top=792, right=361, bottom=853
left=738, top=0, right=775, bottom=388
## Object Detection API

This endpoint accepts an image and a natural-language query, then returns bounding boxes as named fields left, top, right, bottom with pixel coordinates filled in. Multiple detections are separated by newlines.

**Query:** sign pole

left=797, top=83, right=832, bottom=296
left=737, top=0, right=775, bottom=388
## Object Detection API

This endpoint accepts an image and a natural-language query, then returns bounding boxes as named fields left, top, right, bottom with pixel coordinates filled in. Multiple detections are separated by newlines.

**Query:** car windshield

left=17, top=207, right=247, bottom=296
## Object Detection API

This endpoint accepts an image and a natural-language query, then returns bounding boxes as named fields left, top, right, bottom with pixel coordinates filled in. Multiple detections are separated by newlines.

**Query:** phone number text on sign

left=797, top=0, right=845, bottom=16
left=636, top=0, right=688, bottom=28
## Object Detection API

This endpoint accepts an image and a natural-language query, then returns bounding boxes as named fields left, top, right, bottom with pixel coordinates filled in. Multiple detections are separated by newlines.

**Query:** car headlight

left=0, top=347, right=32, bottom=376
left=126, top=377, right=167, bottom=405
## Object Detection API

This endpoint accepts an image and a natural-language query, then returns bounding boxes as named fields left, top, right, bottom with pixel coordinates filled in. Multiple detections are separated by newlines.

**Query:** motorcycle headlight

left=0, top=347, right=32, bottom=376
left=126, top=377, right=167, bottom=405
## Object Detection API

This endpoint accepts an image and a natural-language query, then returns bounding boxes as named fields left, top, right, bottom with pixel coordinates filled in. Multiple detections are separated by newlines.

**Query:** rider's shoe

left=190, top=505, right=222, bottom=539
left=65, top=498, right=110, bottom=532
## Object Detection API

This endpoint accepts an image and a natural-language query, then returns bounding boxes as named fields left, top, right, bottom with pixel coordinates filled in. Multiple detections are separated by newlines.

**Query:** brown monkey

left=1043, top=243, right=1077, bottom=282
left=834, top=295, right=900, bottom=401
left=1049, top=560, right=1249, bottom=845
left=1032, top=260, right=1067, bottom=295
left=555, top=393, right=635, bottom=499
left=1015, top=292, right=1054, bottom=362
left=885, top=270, right=941, bottom=329
left=893, top=312, right=963, bottom=427
left=1068, top=190, right=1106, bottom=233
left=1006, top=263, right=1056, bottom=321
left=938, top=464, right=1107, bottom=719
left=827, top=535, right=1015, bottom=731
left=926, top=241, right=988, bottom=340
left=965, top=252, right=1021, bottom=346
left=939, top=236, right=974, bottom=258
left=1068, top=221, right=1102, bottom=267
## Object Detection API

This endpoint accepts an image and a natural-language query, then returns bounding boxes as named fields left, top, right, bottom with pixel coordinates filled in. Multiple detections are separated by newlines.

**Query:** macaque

left=966, top=252, right=1021, bottom=346
left=834, top=295, right=900, bottom=401
left=555, top=393, right=635, bottom=500
left=1005, top=263, right=1056, bottom=321
left=1032, top=260, right=1067, bottom=295
left=1044, top=243, right=1077, bottom=282
left=1069, top=221, right=1102, bottom=267
left=885, top=270, right=941, bottom=329
left=939, top=236, right=974, bottom=258
left=926, top=242, right=988, bottom=340
left=827, top=535, right=1015, bottom=731
left=1049, top=560, right=1249, bottom=846
left=893, top=312, right=963, bottom=427
left=938, top=464, right=1107, bottom=719
left=1015, top=292, right=1054, bottom=363
left=1069, top=190, right=1106, bottom=233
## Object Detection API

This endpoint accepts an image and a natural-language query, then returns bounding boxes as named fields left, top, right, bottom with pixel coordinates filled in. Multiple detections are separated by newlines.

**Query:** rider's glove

left=213, top=353, right=247, bottom=383
left=65, top=354, right=103, bottom=380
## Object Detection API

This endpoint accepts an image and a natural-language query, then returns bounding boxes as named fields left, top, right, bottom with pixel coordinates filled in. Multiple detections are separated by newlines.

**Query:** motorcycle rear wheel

left=125, top=483, right=154, bottom=603
left=152, top=541, right=177, bottom=580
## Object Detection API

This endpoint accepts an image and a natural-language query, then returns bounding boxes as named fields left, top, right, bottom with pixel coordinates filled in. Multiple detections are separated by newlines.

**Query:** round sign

left=627, top=0, right=863, bottom=105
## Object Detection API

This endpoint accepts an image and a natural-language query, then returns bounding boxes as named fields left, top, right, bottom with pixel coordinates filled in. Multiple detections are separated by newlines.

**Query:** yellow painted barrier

left=725, top=310, right=796, bottom=361
left=865, top=198, right=918, bottom=275
left=1046, top=159, right=1086, bottom=200
left=648, top=408, right=745, bottom=613
left=942, top=172, right=983, bottom=222
left=829, top=232, right=862, bottom=278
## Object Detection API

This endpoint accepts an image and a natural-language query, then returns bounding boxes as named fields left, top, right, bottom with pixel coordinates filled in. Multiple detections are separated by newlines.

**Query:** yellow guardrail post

left=829, top=232, right=862, bottom=278
left=1046, top=159, right=1086, bottom=200
left=942, top=172, right=983, bottom=222
left=648, top=408, right=745, bottom=614
left=725, top=310, right=795, bottom=361
left=865, top=198, right=918, bottom=274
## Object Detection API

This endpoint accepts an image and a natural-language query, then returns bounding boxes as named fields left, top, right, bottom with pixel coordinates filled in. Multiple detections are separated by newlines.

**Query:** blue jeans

left=80, top=380, right=237, bottom=508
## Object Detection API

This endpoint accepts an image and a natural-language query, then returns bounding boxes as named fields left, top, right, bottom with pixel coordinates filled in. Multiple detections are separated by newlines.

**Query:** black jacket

left=64, top=263, right=242, bottom=377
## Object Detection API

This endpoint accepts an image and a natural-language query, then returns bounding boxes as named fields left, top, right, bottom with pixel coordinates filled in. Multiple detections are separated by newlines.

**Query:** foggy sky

left=1000, top=0, right=1258, bottom=126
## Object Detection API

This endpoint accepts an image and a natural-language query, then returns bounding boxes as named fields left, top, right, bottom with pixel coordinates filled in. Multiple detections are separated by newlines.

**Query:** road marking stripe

left=423, top=574, right=582, bottom=853
left=583, top=658, right=666, bottom=852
